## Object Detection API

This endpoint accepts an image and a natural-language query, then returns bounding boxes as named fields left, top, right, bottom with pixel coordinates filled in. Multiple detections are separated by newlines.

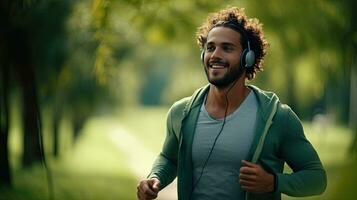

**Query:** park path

left=107, top=126, right=177, bottom=200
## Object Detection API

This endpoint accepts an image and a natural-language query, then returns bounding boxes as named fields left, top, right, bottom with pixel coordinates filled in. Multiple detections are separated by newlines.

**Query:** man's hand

left=239, top=160, right=275, bottom=193
left=137, top=178, right=161, bottom=200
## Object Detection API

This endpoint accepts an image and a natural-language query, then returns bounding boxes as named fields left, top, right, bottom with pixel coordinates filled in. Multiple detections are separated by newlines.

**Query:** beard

left=204, top=61, right=245, bottom=88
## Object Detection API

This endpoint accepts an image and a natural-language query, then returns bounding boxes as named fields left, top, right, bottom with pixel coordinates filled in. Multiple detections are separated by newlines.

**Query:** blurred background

left=0, top=0, right=356, bottom=199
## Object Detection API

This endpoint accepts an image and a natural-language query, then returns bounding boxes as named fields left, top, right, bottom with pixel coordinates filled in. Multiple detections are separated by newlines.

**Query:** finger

left=239, top=179, right=255, bottom=187
left=239, top=173, right=256, bottom=181
left=140, top=182, right=157, bottom=196
left=146, top=193, right=158, bottom=199
left=137, top=191, right=146, bottom=200
left=151, top=179, right=161, bottom=193
left=137, top=191, right=157, bottom=200
left=240, top=166, right=256, bottom=175
left=137, top=184, right=144, bottom=200
left=241, top=160, right=257, bottom=168
left=136, top=190, right=141, bottom=200
left=145, top=188, right=157, bottom=196
left=241, top=185, right=257, bottom=192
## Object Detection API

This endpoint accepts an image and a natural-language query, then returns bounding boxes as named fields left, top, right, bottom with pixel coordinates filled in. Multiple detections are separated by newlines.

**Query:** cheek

left=229, top=54, right=241, bottom=65
left=203, top=53, right=210, bottom=65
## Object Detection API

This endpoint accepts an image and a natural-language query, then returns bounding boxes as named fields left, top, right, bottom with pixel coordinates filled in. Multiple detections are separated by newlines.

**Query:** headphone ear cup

left=200, top=50, right=205, bottom=64
left=245, top=50, right=255, bottom=68
left=240, top=49, right=248, bottom=68
left=240, top=49, right=256, bottom=69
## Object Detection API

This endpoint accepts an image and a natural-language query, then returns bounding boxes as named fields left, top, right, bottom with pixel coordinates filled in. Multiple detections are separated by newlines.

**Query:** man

left=137, top=7, right=327, bottom=200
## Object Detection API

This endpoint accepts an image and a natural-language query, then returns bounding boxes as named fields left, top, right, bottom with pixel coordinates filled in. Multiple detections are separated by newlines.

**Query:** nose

left=210, top=47, right=223, bottom=60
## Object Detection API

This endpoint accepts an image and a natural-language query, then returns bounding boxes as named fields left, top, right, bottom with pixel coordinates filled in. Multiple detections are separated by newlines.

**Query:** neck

left=205, top=77, right=250, bottom=118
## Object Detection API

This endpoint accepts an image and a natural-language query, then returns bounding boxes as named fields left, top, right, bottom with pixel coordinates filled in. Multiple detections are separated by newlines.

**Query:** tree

left=0, top=1, right=44, bottom=185
left=0, top=21, right=11, bottom=185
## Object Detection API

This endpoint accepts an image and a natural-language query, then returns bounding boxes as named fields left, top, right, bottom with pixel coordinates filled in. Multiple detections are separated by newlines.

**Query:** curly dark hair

left=196, top=7, right=269, bottom=80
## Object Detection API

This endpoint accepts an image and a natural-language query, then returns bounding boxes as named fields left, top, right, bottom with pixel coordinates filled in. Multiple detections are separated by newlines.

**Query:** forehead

left=206, top=27, right=242, bottom=46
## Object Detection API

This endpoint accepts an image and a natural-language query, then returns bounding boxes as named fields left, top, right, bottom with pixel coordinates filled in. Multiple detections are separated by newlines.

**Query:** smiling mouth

left=208, top=61, right=228, bottom=69
left=210, top=65, right=226, bottom=69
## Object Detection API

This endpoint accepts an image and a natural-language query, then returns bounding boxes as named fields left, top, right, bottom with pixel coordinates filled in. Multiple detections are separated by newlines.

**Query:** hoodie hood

left=247, top=84, right=280, bottom=121
left=182, top=84, right=280, bottom=121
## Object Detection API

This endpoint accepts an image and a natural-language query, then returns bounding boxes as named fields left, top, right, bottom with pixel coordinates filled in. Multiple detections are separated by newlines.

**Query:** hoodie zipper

left=245, top=102, right=278, bottom=200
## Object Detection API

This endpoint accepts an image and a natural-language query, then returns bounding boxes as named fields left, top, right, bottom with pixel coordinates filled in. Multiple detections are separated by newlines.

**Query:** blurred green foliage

left=73, top=0, right=356, bottom=124
left=4, top=0, right=351, bottom=122
left=1, top=0, right=356, bottom=199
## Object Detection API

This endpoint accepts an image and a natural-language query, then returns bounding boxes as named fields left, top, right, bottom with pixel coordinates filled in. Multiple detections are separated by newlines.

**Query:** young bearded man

left=137, top=7, right=327, bottom=200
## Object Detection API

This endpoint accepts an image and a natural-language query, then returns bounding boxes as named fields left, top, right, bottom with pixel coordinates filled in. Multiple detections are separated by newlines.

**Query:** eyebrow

left=206, top=42, right=239, bottom=48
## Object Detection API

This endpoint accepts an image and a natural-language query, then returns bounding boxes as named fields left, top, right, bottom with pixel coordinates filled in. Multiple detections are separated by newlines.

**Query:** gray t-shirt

left=191, top=91, right=258, bottom=200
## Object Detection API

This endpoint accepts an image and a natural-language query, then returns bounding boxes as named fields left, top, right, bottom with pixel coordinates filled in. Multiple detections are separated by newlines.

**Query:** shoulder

left=248, top=84, right=299, bottom=122
left=274, top=103, right=305, bottom=141
left=165, top=97, right=191, bottom=140
left=168, top=97, right=191, bottom=118
left=166, top=96, right=191, bottom=130
left=275, top=103, right=301, bottom=124
left=168, top=84, right=209, bottom=118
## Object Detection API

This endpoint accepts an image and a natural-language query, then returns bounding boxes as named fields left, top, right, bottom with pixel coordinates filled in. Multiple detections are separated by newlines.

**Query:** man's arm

left=147, top=104, right=181, bottom=189
left=137, top=105, right=180, bottom=200
left=277, top=107, right=327, bottom=196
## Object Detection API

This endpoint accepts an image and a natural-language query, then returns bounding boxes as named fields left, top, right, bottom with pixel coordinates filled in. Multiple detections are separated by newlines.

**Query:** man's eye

left=206, top=46, right=214, bottom=52
left=223, top=46, right=233, bottom=51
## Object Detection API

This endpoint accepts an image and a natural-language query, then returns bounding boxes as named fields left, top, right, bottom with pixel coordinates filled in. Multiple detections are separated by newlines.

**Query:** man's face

left=203, top=27, right=244, bottom=88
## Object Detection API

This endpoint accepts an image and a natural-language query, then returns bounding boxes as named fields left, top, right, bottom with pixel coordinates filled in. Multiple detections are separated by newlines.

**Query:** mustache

left=209, top=59, right=227, bottom=66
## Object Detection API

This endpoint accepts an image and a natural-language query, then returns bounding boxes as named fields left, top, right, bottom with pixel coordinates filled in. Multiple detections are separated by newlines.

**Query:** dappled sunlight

left=1, top=0, right=356, bottom=199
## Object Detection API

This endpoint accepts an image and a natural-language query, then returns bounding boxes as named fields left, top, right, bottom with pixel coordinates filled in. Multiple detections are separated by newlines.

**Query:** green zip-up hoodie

left=148, top=84, right=327, bottom=200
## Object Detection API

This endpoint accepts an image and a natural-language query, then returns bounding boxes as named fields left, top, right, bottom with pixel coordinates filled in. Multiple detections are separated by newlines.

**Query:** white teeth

left=211, top=65, right=225, bottom=69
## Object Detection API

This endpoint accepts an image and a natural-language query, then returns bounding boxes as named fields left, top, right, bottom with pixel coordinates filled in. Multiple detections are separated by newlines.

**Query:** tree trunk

left=72, top=116, right=84, bottom=144
left=0, top=54, right=11, bottom=186
left=0, top=6, right=12, bottom=185
left=72, top=111, right=88, bottom=144
left=348, top=51, right=357, bottom=155
left=21, top=81, right=43, bottom=167
left=11, top=29, right=43, bottom=167
left=53, top=105, right=61, bottom=157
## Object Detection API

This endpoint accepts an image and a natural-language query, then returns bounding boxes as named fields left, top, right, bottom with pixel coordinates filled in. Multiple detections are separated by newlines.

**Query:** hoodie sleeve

left=276, top=106, right=327, bottom=196
left=147, top=98, right=188, bottom=189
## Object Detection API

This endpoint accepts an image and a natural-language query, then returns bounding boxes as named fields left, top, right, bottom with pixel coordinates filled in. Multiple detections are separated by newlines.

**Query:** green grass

left=113, top=106, right=169, bottom=152
left=2, top=105, right=355, bottom=200
left=3, top=111, right=139, bottom=200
